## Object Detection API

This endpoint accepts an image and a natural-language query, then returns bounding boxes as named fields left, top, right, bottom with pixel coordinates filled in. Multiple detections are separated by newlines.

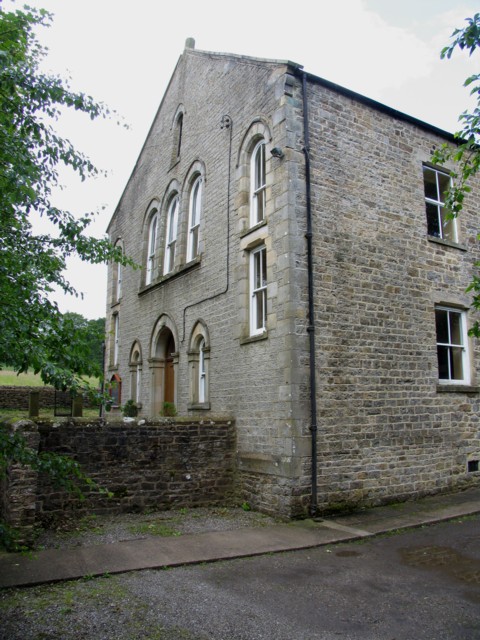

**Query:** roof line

left=187, top=46, right=457, bottom=142
left=186, top=46, right=303, bottom=71
left=298, top=69, right=457, bottom=143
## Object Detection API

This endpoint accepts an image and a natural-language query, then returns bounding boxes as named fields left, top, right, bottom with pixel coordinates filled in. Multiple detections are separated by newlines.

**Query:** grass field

left=0, top=369, right=101, bottom=420
left=0, top=368, right=99, bottom=387
left=0, top=407, right=101, bottom=421
left=0, top=368, right=46, bottom=386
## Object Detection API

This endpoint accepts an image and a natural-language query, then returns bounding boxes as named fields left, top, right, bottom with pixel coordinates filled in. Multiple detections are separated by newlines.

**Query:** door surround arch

left=149, top=315, right=179, bottom=416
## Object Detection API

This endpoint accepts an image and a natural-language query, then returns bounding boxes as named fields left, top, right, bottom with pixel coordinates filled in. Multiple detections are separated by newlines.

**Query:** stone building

left=105, top=40, right=480, bottom=517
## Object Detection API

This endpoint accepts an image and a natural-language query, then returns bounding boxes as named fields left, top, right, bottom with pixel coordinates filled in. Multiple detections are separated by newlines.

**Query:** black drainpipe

left=301, top=71, right=318, bottom=517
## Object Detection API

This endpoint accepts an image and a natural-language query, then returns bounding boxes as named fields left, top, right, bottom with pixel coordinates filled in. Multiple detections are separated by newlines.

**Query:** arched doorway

left=164, top=333, right=175, bottom=404
left=150, top=321, right=178, bottom=416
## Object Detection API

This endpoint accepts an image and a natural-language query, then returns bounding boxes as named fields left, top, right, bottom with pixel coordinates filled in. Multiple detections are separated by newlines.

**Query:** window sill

left=139, top=256, right=201, bottom=295
left=240, top=219, right=267, bottom=240
left=436, top=384, right=480, bottom=394
left=187, top=402, right=211, bottom=411
left=428, top=236, right=467, bottom=252
left=240, top=331, right=268, bottom=346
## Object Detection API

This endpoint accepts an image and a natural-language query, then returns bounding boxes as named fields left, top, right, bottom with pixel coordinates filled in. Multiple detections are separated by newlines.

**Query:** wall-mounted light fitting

left=270, top=147, right=284, bottom=159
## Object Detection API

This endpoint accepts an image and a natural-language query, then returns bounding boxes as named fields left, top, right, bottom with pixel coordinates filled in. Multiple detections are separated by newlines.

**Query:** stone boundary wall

left=0, top=386, right=57, bottom=410
left=1, top=417, right=236, bottom=542
left=0, top=386, right=97, bottom=411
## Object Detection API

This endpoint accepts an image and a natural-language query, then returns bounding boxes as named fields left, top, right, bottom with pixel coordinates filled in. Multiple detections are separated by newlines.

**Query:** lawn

left=0, top=407, right=101, bottom=421
left=0, top=368, right=46, bottom=386
left=0, top=368, right=102, bottom=421
left=0, top=368, right=99, bottom=387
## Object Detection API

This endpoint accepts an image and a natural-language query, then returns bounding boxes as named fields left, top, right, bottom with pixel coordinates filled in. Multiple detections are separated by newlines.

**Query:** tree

left=0, top=5, right=131, bottom=394
left=432, top=14, right=480, bottom=334
left=61, top=313, right=106, bottom=376
left=0, top=6, right=126, bottom=549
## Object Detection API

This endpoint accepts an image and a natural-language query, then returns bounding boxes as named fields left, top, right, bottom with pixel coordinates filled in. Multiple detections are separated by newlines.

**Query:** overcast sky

left=4, top=0, right=479, bottom=318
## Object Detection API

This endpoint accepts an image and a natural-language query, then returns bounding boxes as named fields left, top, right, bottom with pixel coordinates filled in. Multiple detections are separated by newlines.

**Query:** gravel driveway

left=34, top=505, right=281, bottom=550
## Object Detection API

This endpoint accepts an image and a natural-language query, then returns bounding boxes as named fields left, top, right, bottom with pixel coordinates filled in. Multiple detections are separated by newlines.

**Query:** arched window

left=171, top=107, right=184, bottom=165
left=187, top=176, right=202, bottom=261
left=129, top=343, right=142, bottom=405
left=164, top=195, right=179, bottom=274
left=250, top=139, right=266, bottom=226
left=188, top=321, right=210, bottom=410
left=198, top=338, right=206, bottom=403
left=112, top=239, right=123, bottom=303
left=176, top=113, right=183, bottom=158
left=113, top=313, right=120, bottom=365
left=146, top=211, right=158, bottom=285
left=109, top=373, right=122, bottom=408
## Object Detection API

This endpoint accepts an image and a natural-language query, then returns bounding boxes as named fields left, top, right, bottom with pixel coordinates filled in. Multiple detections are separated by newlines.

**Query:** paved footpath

left=0, top=487, right=479, bottom=589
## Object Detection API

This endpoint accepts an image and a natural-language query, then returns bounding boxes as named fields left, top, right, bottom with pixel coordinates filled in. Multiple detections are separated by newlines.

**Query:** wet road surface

left=1, top=515, right=479, bottom=639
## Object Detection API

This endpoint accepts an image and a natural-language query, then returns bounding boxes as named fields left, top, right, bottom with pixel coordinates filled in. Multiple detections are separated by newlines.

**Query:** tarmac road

left=1, top=515, right=479, bottom=639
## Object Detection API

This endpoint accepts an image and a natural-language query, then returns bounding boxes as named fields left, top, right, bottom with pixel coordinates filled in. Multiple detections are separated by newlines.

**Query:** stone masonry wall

left=0, top=386, right=96, bottom=411
left=1, top=417, right=236, bottom=540
left=298, top=78, right=480, bottom=510
left=105, top=49, right=309, bottom=517
left=0, top=386, right=57, bottom=410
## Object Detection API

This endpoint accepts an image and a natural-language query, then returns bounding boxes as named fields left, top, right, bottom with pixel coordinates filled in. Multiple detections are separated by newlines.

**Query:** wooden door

left=164, top=334, right=175, bottom=404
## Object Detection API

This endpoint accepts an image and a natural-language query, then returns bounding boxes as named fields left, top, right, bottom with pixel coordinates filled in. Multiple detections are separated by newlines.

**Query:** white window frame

left=113, top=314, right=120, bottom=366
left=423, top=166, right=457, bottom=242
left=249, top=245, right=267, bottom=336
left=164, top=196, right=179, bottom=274
left=435, top=306, right=470, bottom=384
left=187, top=176, right=202, bottom=261
left=116, top=260, right=122, bottom=301
left=198, top=338, right=206, bottom=403
left=146, top=213, right=158, bottom=285
left=250, top=140, right=266, bottom=226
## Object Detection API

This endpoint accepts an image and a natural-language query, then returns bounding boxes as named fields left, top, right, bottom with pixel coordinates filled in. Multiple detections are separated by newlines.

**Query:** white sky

left=4, top=0, right=479, bottom=319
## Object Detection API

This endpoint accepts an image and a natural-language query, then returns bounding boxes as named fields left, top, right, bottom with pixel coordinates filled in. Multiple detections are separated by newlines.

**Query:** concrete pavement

left=0, top=486, right=479, bottom=589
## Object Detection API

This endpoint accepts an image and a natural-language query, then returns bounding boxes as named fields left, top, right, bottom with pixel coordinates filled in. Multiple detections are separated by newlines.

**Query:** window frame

left=187, top=176, right=203, bottom=262
left=146, top=213, right=158, bottom=285
left=187, top=323, right=210, bottom=410
left=113, top=313, right=120, bottom=366
left=164, top=195, right=179, bottom=274
left=435, top=306, right=470, bottom=385
left=249, top=244, right=267, bottom=336
left=423, top=166, right=457, bottom=243
left=116, top=258, right=122, bottom=302
left=109, top=373, right=122, bottom=407
left=250, top=139, right=266, bottom=227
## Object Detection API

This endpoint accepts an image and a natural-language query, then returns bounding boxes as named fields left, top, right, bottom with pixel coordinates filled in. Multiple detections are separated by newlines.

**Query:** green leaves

left=434, top=14, right=480, bottom=337
left=0, top=5, right=134, bottom=392
left=441, top=14, right=480, bottom=59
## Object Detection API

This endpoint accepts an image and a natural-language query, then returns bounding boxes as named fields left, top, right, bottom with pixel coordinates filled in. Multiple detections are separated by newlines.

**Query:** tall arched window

left=146, top=212, right=158, bottom=285
left=171, top=108, right=184, bottom=165
left=111, top=313, right=120, bottom=366
left=250, top=139, right=266, bottom=226
left=187, top=176, right=202, bottom=261
left=129, top=343, right=142, bottom=405
left=188, top=321, right=210, bottom=410
left=112, top=239, right=123, bottom=303
left=164, top=195, right=179, bottom=274
left=176, top=113, right=183, bottom=158
left=198, top=338, right=206, bottom=403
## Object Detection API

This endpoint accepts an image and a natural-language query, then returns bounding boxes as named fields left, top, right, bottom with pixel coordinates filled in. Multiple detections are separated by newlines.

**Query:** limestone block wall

left=0, top=421, right=40, bottom=543
left=105, top=50, right=310, bottom=517
left=301, top=78, right=480, bottom=509
left=1, top=417, right=236, bottom=541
